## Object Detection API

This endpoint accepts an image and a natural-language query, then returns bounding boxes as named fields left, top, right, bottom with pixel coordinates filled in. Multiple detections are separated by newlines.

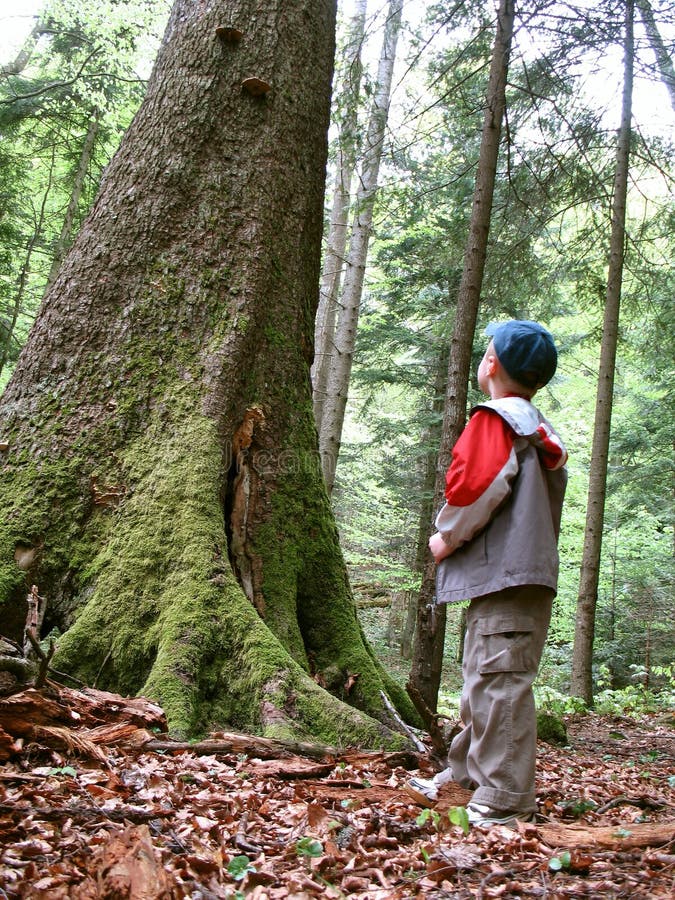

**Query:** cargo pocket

left=476, top=613, right=536, bottom=675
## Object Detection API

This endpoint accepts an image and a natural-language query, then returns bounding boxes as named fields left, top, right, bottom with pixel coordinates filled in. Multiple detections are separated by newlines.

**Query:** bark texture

left=409, top=0, right=515, bottom=713
left=0, top=0, right=417, bottom=743
left=571, top=0, right=634, bottom=705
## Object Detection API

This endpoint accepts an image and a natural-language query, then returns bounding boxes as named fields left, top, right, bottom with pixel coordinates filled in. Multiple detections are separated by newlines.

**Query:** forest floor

left=0, top=688, right=673, bottom=899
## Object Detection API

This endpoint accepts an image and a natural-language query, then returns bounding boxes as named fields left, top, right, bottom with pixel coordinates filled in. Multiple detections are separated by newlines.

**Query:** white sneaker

left=405, top=776, right=438, bottom=806
left=404, top=767, right=454, bottom=807
left=467, top=801, right=535, bottom=828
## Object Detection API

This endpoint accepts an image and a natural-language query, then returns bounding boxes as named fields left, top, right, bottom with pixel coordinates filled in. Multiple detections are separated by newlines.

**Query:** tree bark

left=0, top=0, right=417, bottom=744
left=408, top=0, right=515, bottom=713
left=319, top=0, right=404, bottom=493
left=312, top=0, right=368, bottom=433
left=570, top=0, right=634, bottom=705
left=636, top=0, right=675, bottom=112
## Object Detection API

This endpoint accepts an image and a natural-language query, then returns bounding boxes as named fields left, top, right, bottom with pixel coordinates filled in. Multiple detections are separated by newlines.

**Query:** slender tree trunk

left=400, top=341, right=450, bottom=660
left=570, top=0, right=634, bottom=705
left=0, top=19, right=44, bottom=76
left=636, top=0, right=675, bottom=112
left=400, top=590, right=415, bottom=659
left=408, top=0, right=515, bottom=713
left=0, top=0, right=418, bottom=743
left=0, top=146, right=56, bottom=378
left=312, top=0, right=368, bottom=433
left=319, top=0, right=404, bottom=493
left=45, top=110, right=100, bottom=289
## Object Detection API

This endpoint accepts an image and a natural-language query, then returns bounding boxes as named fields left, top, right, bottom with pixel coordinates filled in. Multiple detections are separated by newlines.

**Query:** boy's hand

left=429, top=532, right=452, bottom=564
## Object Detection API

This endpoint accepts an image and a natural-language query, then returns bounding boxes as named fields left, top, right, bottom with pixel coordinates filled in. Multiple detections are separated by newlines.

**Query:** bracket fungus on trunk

left=215, top=26, right=243, bottom=44
left=241, top=77, right=271, bottom=97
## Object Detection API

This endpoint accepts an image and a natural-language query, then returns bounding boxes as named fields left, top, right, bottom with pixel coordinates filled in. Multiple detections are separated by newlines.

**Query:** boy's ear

left=486, top=352, right=499, bottom=375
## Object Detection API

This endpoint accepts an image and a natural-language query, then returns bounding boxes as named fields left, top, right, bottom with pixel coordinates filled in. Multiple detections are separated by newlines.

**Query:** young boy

left=406, top=320, right=568, bottom=828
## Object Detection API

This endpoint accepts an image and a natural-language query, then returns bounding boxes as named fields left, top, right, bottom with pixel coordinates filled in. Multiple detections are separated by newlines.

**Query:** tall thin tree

left=636, top=0, right=675, bottom=111
left=312, top=0, right=368, bottom=432
left=408, top=0, right=516, bottom=714
left=45, top=110, right=100, bottom=289
left=571, top=0, right=635, bottom=705
left=319, top=0, right=404, bottom=493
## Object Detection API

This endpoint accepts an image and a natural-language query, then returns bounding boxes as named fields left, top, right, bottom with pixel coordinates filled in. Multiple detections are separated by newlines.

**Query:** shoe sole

left=404, top=783, right=436, bottom=808
left=470, top=813, right=535, bottom=830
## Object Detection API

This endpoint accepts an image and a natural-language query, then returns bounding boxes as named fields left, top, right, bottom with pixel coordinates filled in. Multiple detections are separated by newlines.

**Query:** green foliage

left=562, top=798, right=597, bottom=818
left=416, top=808, right=441, bottom=829
left=549, top=851, right=572, bottom=872
left=536, top=710, right=568, bottom=746
left=448, top=806, right=470, bottom=835
left=226, top=855, right=256, bottom=881
left=46, top=766, right=77, bottom=777
left=295, top=837, right=323, bottom=858
left=0, top=0, right=168, bottom=387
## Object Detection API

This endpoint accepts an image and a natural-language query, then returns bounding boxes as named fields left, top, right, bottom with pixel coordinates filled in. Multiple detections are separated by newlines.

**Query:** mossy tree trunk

left=0, top=0, right=418, bottom=744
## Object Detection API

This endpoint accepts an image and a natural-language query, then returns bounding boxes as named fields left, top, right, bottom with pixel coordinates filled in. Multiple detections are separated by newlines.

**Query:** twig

left=596, top=795, right=665, bottom=814
left=405, top=680, right=451, bottom=760
left=24, top=629, right=55, bottom=688
left=478, top=869, right=515, bottom=900
left=234, top=810, right=261, bottom=853
left=46, top=668, right=86, bottom=687
left=93, top=649, right=112, bottom=688
left=380, top=690, right=426, bottom=752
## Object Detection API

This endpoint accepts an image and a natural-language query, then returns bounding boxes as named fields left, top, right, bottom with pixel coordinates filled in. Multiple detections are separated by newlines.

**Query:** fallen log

left=538, top=821, right=675, bottom=850
left=143, top=732, right=335, bottom=761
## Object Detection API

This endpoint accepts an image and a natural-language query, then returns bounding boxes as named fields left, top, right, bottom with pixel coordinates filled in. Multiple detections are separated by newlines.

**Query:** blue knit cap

left=485, top=320, right=558, bottom=389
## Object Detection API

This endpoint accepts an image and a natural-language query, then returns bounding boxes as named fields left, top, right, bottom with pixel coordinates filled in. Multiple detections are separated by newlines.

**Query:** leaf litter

left=0, top=691, right=673, bottom=899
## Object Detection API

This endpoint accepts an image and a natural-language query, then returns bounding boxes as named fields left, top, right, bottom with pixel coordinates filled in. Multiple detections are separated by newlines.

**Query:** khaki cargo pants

left=448, top=584, right=554, bottom=814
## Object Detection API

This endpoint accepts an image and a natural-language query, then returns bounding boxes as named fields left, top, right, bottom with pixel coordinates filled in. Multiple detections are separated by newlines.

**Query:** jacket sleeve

left=434, top=409, right=518, bottom=555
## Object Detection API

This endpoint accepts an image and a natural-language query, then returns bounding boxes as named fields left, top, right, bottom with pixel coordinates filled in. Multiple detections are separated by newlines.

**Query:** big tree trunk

left=571, top=0, right=634, bottom=705
left=408, top=0, right=515, bottom=713
left=0, top=0, right=417, bottom=743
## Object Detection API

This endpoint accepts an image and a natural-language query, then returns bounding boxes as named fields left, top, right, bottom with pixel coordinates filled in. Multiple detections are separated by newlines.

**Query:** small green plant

left=639, top=750, right=660, bottom=762
left=562, top=798, right=597, bottom=818
left=448, top=806, right=470, bottom=835
left=534, top=685, right=587, bottom=716
left=549, top=850, right=571, bottom=872
left=227, top=855, right=256, bottom=881
left=416, top=808, right=441, bottom=829
left=46, top=766, right=77, bottom=777
left=295, top=837, right=323, bottom=858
